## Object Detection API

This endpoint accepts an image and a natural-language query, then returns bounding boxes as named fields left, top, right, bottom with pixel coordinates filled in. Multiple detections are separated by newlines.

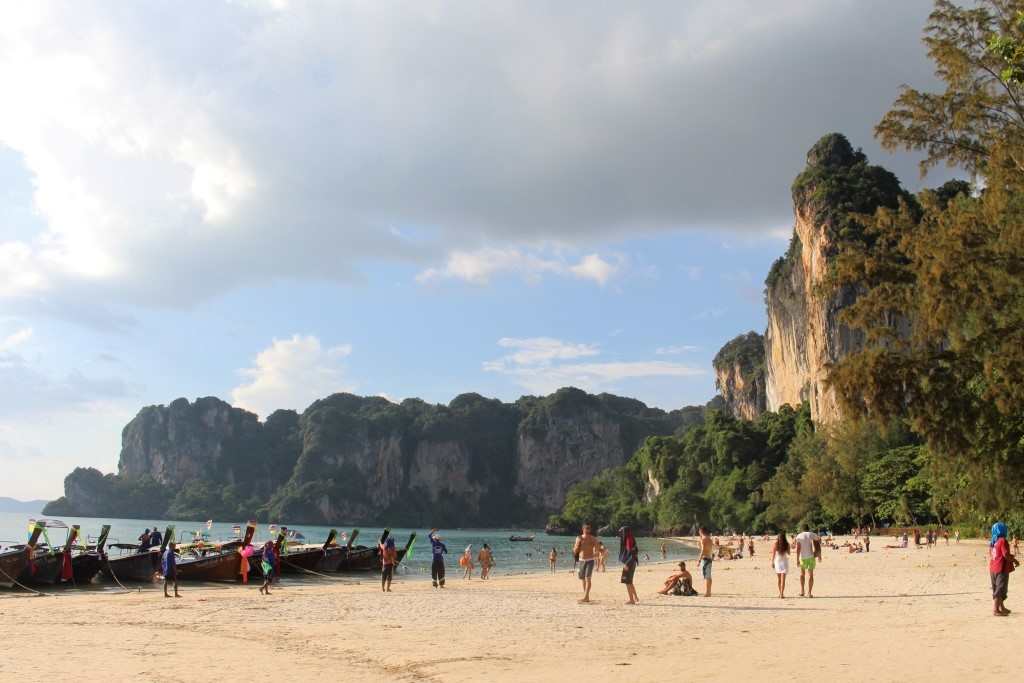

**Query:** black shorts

left=620, top=562, right=636, bottom=585
left=992, top=572, right=1009, bottom=600
left=382, top=564, right=394, bottom=580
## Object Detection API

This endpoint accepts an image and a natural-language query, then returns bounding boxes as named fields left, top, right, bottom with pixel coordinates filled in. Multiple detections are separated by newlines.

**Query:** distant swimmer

left=661, top=542, right=667, bottom=560
left=573, top=524, right=598, bottom=603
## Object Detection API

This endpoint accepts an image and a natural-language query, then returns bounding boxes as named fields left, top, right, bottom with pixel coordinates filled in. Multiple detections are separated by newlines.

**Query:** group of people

left=136, top=526, right=163, bottom=552
left=570, top=524, right=641, bottom=604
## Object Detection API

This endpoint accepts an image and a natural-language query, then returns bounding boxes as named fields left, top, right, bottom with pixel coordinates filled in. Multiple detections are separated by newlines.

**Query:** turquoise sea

left=0, top=511, right=694, bottom=584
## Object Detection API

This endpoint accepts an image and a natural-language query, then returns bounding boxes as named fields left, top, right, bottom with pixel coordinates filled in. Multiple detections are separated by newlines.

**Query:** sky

left=0, top=0, right=955, bottom=500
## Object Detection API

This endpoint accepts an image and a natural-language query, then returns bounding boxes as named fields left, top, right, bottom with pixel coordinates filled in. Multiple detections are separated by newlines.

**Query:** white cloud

left=0, top=1, right=938, bottom=318
left=0, top=327, right=32, bottom=353
left=656, top=345, right=699, bottom=355
left=484, top=336, right=702, bottom=395
left=417, top=247, right=621, bottom=286
left=570, top=254, right=618, bottom=286
left=488, top=337, right=599, bottom=367
left=231, top=334, right=354, bottom=418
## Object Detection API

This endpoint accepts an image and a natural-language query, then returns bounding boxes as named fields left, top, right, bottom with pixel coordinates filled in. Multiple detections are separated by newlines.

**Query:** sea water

left=0, top=511, right=695, bottom=583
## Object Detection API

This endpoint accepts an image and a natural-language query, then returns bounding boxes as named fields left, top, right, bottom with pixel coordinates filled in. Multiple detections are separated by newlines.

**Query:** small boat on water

left=0, top=522, right=44, bottom=589
left=509, top=535, right=535, bottom=542
left=175, top=522, right=256, bottom=582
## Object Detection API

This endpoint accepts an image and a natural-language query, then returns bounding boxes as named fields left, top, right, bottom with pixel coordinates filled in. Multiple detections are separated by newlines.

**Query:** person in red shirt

left=989, top=522, right=1019, bottom=616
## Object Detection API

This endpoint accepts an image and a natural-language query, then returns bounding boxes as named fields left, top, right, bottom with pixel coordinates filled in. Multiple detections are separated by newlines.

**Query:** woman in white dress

left=770, top=531, right=790, bottom=599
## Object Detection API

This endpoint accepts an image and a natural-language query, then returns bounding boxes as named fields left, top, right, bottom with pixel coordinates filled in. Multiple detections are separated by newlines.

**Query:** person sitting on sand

left=573, top=524, right=599, bottom=603
left=478, top=544, right=494, bottom=580
left=770, top=531, right=790, bottom=599
left=549, top=547, right=557, bottom=573
left=657, top=561, right=695, bottom=596
left=618, top=527, right=640, bottom=605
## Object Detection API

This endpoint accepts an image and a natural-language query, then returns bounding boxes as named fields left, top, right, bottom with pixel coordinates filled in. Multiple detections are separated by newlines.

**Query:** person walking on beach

left=573, top=524, right=599, bottom=603
left=478, top=544, right=494, bottom=580
left=619, top=527, right=640, bottom=605
left=955, top=530, right=960, bottom=543
left=748, top=537, right=755, bottom=560
left=162, top=541, right=179, bottom=598
left=990, top=522, right=1019, bottom=616
left=549, top=547, right=558, bottom=573
left=259, top=540, right=275, bottom=595
left=661, top=542, right=667, bottom=560
left=769, top=531, right=790, bottom=598
left=698, top=527, right=713, bottom=597
left=794, top=525, right=820, bottom=598
left=429, top=529, right=447, bottom=588
left=380, top=537, right=397, bottom=592
left=864, top=530, right=870, bottom=553
left=460, top=546, right=475, bottom=580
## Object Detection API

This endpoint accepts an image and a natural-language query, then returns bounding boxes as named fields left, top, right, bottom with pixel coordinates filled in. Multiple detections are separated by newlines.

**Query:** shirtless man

left=698, top=527, right=714, bottom=597
left=573, top=524, right=599, bottom=603
left=656, top=561, right=694, bottom=595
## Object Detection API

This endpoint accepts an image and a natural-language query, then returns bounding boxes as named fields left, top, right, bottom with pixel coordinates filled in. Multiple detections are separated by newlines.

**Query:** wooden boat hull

left=315, top=546, right=347, bottom=572
left=175, top=551, right=244, bottom=583
left=335, top=546, right=408, bottom=572
left=69, top=553, right=103, bottom=585
left=277, top=547, right=331, bottom=574
left=0, top=549, right=29, bottom=589
left=19, top=552, right=63, bottom=586
left=103, top=551, right=159, bottom=582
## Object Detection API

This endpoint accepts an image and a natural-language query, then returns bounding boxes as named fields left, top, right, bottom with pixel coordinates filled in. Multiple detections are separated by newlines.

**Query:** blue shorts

left=700, top=558, right=713, bottom=580
left=578, top=559, right=595, bottom=580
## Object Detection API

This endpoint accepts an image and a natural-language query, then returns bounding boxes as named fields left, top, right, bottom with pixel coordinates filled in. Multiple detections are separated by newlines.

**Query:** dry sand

left=0, top=537, right=1019, bottom=682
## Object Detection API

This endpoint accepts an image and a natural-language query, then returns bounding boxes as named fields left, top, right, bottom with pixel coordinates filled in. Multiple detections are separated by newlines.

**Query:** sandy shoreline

left=0, top=537, right=1018, bottom=681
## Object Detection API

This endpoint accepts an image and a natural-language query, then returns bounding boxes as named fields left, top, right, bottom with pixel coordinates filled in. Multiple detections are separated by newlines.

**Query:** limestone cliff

left=712, top=331, right=766, bottom=420
left=763, top=133, right=910, bottom=424
left=46, top=388, right=697, bottom=526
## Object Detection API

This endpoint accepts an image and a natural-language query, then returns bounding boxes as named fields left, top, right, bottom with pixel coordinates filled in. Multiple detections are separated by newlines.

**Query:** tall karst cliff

left=763, top=133, right=912, bottom=424
left=46, top=388, right=704, bottom=526
left=712, top=331, right=766, bottom=420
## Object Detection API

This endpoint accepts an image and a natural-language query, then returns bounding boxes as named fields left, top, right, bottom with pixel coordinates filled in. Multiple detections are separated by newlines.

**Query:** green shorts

left=800, top=557, right=816, bottom=572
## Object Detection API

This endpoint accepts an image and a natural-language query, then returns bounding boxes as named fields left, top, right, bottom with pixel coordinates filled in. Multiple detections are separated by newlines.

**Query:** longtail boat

left=19, top=519, right=73, bottom=586
left=277, top=529, right=339, bottom=574
left=66, top=524, right=110, bottom=585
left=174, top=522, right=256, bottom=582
left=102, top=525, right=174, bottom=582
left=0, top=522, right=44, bottom=589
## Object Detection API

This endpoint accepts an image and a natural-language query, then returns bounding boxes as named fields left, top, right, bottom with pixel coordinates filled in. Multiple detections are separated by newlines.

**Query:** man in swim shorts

left=698, top=527, right=713, bottom=597
left=573, top=523, right=599, bottom=603
left=794, top=524, right=821, bottom=598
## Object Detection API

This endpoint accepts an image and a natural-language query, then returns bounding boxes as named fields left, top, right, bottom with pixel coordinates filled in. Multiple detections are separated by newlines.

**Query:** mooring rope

left=102, top=558, right=141, bottom=594
left=0, top=564, right=49, bottom=597
left=281, top=557, right=360, bottom=583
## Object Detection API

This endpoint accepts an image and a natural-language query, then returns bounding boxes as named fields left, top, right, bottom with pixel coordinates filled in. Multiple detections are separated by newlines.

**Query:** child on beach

left=618, top=527, right=640, bottom=605
left=990, top=522, right=1019, bottom=617
left=460, top=546, right=475, bottom=579
left=769, top=531, right=790, bottom=598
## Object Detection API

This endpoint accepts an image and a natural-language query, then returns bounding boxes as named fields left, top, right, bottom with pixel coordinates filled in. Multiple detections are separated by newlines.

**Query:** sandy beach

left=0, top=537, right=1018, bottom=682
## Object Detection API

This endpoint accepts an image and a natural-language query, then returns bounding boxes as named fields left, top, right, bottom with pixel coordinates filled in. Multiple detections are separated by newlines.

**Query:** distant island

left=0, top=497, right=49, bottom=514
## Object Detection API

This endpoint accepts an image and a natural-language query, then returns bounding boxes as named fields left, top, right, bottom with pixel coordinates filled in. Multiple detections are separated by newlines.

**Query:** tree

left=828, top=0, right=1024, bottom=518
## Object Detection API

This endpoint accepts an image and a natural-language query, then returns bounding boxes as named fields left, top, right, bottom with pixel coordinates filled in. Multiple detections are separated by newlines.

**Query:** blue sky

left=0, top=1, right=951, bottom=499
